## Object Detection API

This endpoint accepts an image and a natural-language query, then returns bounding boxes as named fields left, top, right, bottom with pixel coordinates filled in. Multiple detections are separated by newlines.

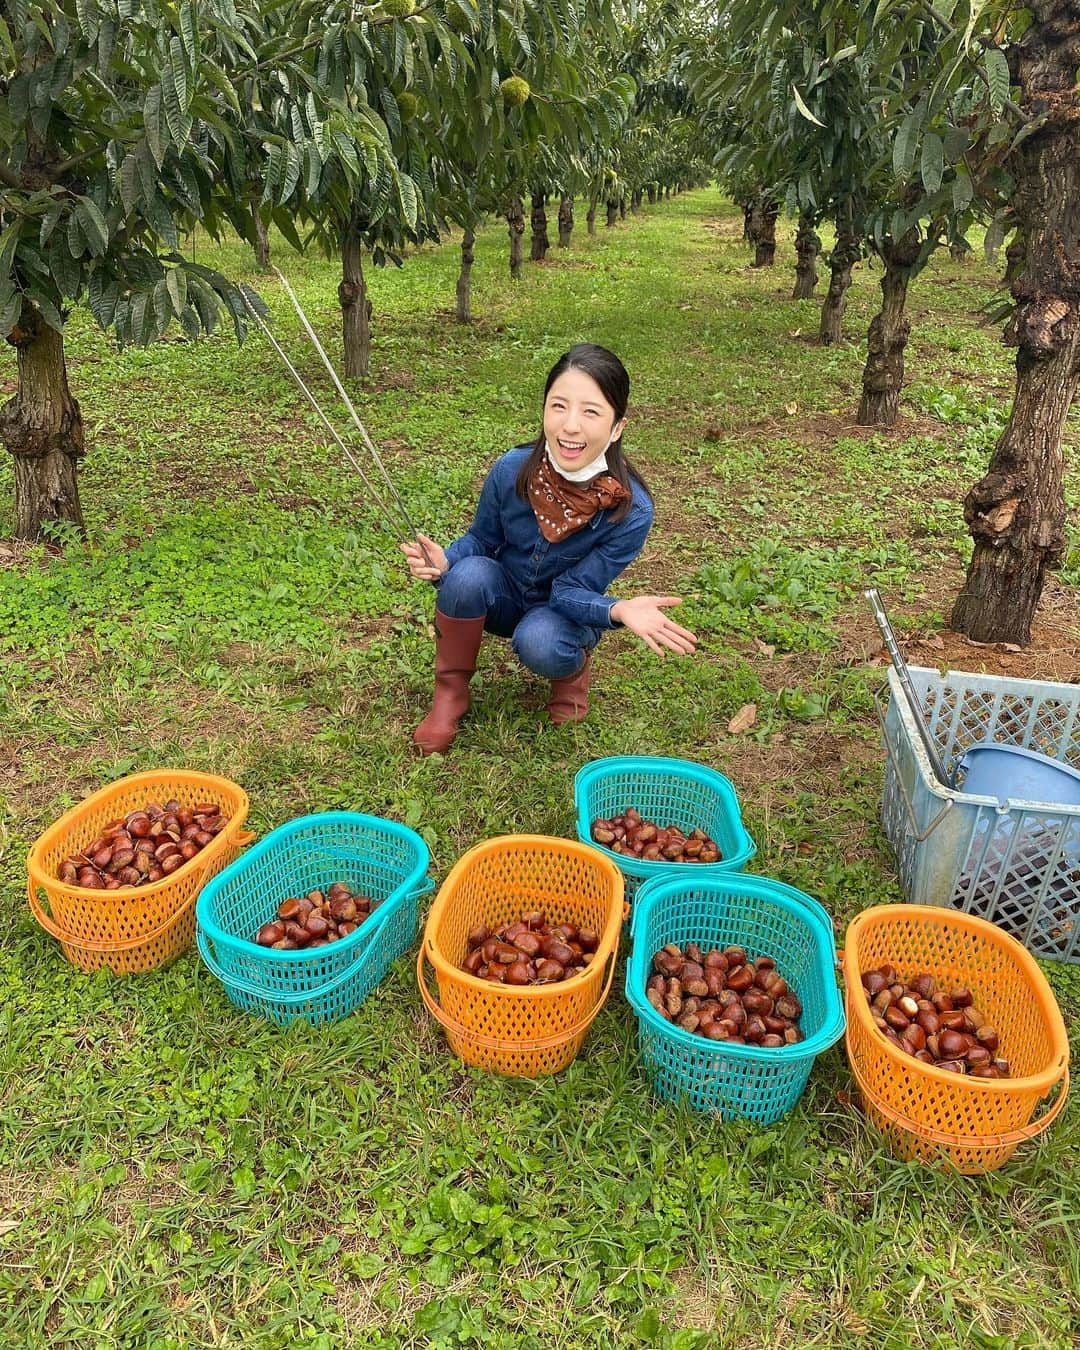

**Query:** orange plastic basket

left=27, top=769, right=253, bottom=974
left=417, top=835, right=626, bottom=1077
left=844, top=905, right=1069, bottom=1173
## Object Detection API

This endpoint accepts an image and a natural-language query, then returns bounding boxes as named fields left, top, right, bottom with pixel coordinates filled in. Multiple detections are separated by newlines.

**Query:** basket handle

left=197, top=875, right=434, bottom=1007
left=25, top=827, right=257, bottom=954
left=27, top=875, right=198, bottom=952
left=874, top=686, right=955, bottom=843
left=416, top=942, right=618, bottom=1054
left=856, top=1061, right=1070, bottom=1151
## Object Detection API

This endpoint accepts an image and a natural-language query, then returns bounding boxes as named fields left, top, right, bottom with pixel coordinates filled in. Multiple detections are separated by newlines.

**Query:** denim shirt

left=442, top=446, right=654, bottom=629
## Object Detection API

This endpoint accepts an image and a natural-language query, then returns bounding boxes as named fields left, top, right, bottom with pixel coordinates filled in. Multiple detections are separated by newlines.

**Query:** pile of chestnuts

left=646, top=943, right=803, bottom=1044
left=591, top=808, right=721, bottom=863
left=862, top=965, right=1011, bottom=1077
left=254, top=882, right=377, bottom=949
left=461, top=913, right=598, bottom=985
left=58, top=800, right=229, bottom=890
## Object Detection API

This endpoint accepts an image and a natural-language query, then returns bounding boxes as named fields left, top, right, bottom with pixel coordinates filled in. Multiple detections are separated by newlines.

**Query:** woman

left=401, top=343, right=697, bottom=754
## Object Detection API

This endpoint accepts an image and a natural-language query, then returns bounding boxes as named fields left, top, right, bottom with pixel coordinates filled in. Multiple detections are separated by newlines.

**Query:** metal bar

left=865, top=588, right=952, bottom=789
left=238, top=287, right=409, bottom=542
left=875, top=686, right=955, bottom=842
left=271, top=267, right=436, bottom=571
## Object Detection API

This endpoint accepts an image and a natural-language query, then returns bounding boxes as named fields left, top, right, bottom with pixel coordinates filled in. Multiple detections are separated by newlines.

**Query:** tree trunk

left=749, top=196, right=779, bottom=267
left=253, top=205, right=270, bottom=272
left=856, top=232, right=920, bottom=426
left=820, top=205, right=857, bottom=345
left=339, top=219, right=372, bottom=379
left=647, top=185, right=656, bottom=205
left=530, top=191, right=549, bottom=261
left=586, top=196, right=597, bottom=235
left=792, top=211, right=820, bottom=298
left=506, top=195, right=525, bottom=279
left=456, top=224, right=475, bottom=323
left=951, top=4, right=1080, bottom=645
left=0, top=302, right=86, bottom=541
left=606, top=199, right=618, bottom=227
left=631, top=189, right=642, bottom=214
left=950, top=239, right=972, bottom=264
left=557, top=196, right=573, bottom=248
left=619, top=196, right=626, bottom=220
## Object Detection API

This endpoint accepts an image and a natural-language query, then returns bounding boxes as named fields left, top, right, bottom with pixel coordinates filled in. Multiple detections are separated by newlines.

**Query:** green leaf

left=396, top=172, right=418, bottom=229
left=893, top=110, right=920, bottom=181
left=281, top=141, right=302, bottom=203
left=952, top=171, right=973, bottom=212
left=76, top=197, right=109, bottom=257
left=166, top=267, right=187, bottom=317
left=152, top=278, right=172, bottom=332
left=144, top=86, right=166, bottom=168
left=83, top=1273, right=107, bottom=1302
left=130, top=291, right=150, bottom=345
left=983, top=47, right=1010, bottom=114
left=87, top=267, right=119, bottom=328
left=118, top=154, right=141, bottom=216
left=0, top=286, right=21, bottom=338
left=66, top=210, right=86, bottom=259
left=163, top=48, right=193, bottom=149
left=920, top=131, right=944, bottom=196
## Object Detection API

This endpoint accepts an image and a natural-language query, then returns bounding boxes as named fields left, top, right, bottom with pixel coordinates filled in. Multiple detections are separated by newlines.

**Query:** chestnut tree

left=0, top=0, right=406, bottom=541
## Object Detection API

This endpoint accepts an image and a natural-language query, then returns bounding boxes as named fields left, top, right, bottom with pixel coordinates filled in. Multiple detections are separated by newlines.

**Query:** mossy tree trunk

left=856, top=230, right=921, bottom=426
left=951, top=0, right=1080, bottom=644
left=748, top=196, right=778, bottom=267
left=0, top=301, right=86, bottom=541
left=530, top=190, right=549, bottom=261
left=456, top=224, right=476, bottom=323
left=819, top=203, right=857, bottom=345
left=792, top=210, right=820, bottom=298
left=557, top=196, right=573, bottom=247
left=339, top=215, right=372, bottom=379
left=252, top=204, right=270, bottom=272
left=506, top=195, right=525, bottom=278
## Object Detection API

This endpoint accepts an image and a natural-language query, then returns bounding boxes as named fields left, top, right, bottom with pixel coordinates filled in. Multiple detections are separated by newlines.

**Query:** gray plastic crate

left=879, top=665, right=1080, bottom=963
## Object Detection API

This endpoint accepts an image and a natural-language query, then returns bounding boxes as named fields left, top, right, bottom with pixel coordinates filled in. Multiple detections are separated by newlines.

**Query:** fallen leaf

left=753, top=638, right=776, bottom=658
left=727, top=702, right=757, bottom=735
left=923, top=634, right=944, bottom=650
left=797, top=841, right=815, bottom=855
left=1001, top=642, right=1022, bottom=653
left=787, top=328, right=802, bottom=338
left=785, top=402, right=799, bottom=416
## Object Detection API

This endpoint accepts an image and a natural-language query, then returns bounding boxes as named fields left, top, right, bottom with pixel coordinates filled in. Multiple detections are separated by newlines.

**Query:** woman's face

left=543, top=369, right=626, bottom=474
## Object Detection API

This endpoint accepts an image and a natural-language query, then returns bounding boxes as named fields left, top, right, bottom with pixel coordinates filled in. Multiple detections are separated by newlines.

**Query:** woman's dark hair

left=514, top=343, right=649, bottom=522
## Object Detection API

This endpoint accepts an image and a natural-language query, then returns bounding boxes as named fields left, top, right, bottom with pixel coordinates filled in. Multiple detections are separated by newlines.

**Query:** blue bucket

left=955, top=744, right=1080, bottom=809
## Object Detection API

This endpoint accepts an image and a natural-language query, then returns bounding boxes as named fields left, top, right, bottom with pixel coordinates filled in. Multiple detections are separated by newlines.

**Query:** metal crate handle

left=874, top=687, right=955, bottom=843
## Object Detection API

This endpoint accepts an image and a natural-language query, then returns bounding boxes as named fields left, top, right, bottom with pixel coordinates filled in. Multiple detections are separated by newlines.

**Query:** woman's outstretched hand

left=610, top=596, right=698, bottom=656
left=400, top=532, right=449, bottom=582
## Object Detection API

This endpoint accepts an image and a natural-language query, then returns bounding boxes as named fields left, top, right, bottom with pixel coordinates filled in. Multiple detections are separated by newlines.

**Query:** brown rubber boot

left=548, top=653, right=592, bottom=725
left=413, top=611, right=487, bottom=755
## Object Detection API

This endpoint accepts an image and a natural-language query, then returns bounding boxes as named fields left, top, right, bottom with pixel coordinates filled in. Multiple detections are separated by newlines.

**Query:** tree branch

left=912, top=0, right=1025, bottom=122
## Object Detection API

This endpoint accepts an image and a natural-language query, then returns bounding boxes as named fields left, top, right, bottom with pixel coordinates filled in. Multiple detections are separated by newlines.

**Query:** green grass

left=1, top=191, right=1078, bottom=1348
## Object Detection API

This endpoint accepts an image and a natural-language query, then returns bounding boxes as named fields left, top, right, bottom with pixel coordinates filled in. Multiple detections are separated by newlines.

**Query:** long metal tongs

left=238, top=275, right=436, bottom=571
left=865, top=587, right=952, bottom=789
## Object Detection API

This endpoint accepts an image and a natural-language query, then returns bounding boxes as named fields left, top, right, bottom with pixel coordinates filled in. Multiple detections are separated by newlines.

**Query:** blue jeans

left=437, top=556, right=603, bottom=679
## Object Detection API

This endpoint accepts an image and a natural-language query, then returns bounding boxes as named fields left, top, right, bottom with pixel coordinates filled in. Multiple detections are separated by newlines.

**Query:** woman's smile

left=543, top=369, right=626, bottom=474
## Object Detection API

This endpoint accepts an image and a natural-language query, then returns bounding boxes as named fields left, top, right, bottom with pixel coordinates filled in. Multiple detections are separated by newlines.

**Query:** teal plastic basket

left=574, top=756, right=756, bottom=901
left=196, top=812, right=432, bottom=1026
left=626, top=874, right=844, bottom=1122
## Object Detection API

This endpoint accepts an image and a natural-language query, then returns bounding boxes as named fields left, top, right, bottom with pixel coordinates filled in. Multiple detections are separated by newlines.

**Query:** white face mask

left=545, top=435, right=616, bottom=482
